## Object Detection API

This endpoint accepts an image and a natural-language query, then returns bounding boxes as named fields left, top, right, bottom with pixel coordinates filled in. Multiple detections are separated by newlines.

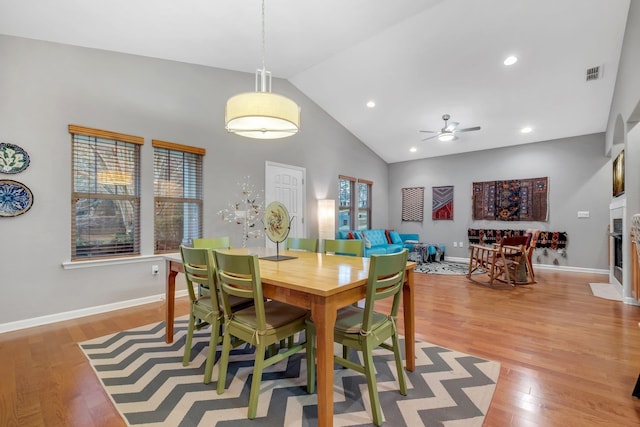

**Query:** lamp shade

left=318, top=199, right=336, bottom=241
left=225, top=92, right=300, bottom=139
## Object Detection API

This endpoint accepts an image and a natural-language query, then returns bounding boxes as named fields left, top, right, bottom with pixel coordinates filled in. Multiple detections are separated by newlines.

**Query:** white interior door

left=265, top=161, right=306, bottom=247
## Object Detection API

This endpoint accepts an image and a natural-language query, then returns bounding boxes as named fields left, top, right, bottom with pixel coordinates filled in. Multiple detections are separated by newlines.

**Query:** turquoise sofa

left=335, top=229, right=419, bottom=257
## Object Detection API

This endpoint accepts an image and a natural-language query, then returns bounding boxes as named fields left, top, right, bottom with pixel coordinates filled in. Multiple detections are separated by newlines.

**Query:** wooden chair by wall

left=467, top=236, right=529, bottom=286
left=323, top=239, right=364, bottom=257
left=524, top=229, right=540, bottom=282
left=285, top=237, right=318, bottom=252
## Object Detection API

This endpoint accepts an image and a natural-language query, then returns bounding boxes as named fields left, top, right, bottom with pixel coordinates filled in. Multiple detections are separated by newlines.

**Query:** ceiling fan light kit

left=420, top=113, right=481, bottom=142
left=438, top=131, right=455, bottom=142
left=224, top=0, right=300, bottom=140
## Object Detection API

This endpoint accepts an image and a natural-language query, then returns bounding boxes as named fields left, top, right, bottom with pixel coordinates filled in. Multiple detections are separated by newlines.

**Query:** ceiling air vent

left=586, top=65, right=602, bottom=81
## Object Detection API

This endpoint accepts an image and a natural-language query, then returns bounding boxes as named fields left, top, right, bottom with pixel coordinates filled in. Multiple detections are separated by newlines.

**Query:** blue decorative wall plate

left=0, top=180, right=34, bottom=217
left=0, top=142, right=30, bottom=174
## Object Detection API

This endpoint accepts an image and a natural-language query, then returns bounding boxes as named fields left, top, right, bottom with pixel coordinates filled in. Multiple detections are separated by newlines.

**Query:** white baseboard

left=0, top=289, right=190, bottom=334
left=445, top=256, right=609, bottom=276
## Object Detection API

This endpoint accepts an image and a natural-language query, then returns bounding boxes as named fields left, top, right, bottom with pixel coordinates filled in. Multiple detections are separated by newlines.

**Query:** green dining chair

left=192, top=237, right=231, bottom=297
left=179, top=245, right=252, bottom=384
left=213, top=251, right=314, bottom=419
left=307, top=249, right=409, bottom=426
left=323, top=239, right=364, bottom=257
left=179, top=245, right=223, bottom=384
left=285, top=237, right=318, bottom=252
left=193, top=237, right=231, bottom=250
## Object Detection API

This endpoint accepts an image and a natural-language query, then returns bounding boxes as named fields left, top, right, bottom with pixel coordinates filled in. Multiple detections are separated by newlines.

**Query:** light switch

left=577, top=211, right=590, bottom=218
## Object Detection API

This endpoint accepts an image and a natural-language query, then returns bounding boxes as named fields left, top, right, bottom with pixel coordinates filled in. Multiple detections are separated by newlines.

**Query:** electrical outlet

left=152, top=265, right=159, bottom=275
left=459, top=241, right=464, bottom=248
left=453, top=242, right=458, bottom=248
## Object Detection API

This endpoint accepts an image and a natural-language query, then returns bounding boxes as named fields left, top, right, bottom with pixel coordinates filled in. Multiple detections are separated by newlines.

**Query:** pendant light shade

left=225, top=0, right=300, bottom=140
left=225, top=91, right=300, bottom=139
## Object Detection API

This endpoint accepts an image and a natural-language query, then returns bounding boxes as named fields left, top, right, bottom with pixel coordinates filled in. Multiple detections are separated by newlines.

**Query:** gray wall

left=388, top=133, right=611, bottom=270
left=605, top=0, right=640, bottom=301
left=0, top=35, right=388, bottom=325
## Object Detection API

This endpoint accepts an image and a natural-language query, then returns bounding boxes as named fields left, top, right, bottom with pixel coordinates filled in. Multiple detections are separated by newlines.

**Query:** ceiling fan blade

left=456, top=126, right=481, bottom=133
left=419, top=130, right=438, bottom=134
left=421, top=134, right=440, bottom=141
left=445, top=121, right=459, bottom=131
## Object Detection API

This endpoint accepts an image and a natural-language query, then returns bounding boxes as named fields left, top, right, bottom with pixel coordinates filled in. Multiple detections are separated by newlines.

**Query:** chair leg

left=268, top=343, right=277, bottom=357
left=216, top=330, right=233, bottom=395
left=362, top=345, right=383, bottom=426
left=248, top=342, right=267, bottom=419
left=182, top=311, right=196, bottom=366
left=391, top=333, right=407, bottom=395
left=203, top=318, right=221, bottom=384
left=306, top=325, right=316, bottom=394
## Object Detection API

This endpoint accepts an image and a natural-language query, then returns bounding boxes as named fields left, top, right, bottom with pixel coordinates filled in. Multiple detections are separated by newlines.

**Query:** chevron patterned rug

left=79, top=317, right=500, bottom=427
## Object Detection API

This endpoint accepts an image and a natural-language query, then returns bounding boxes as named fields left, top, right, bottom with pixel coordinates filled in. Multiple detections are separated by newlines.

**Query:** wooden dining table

left=163, top=247, right=416, bottom=427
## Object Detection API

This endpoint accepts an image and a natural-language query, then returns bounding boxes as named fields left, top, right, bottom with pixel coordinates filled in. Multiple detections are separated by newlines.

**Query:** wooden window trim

left=152, top=139, right=206, bottom=155
left=69, top=125, right=144, bottom=145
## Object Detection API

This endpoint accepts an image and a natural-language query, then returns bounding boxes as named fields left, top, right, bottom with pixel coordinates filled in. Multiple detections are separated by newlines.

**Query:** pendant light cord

left=261, top=0, right=266, bottom=72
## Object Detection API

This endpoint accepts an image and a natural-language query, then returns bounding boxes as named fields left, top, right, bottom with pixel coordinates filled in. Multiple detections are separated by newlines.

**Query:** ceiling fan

left=419, top=114, right=481, bottom=142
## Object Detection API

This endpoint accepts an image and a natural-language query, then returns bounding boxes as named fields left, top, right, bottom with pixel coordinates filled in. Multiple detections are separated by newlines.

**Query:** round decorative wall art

left=0, top=142, right=31, bottom=174
left=0, top=179, right=34, bottom=217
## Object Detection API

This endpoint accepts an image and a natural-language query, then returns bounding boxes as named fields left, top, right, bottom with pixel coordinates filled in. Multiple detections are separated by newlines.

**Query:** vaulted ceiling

left=0, top=0, right=631, bottom=163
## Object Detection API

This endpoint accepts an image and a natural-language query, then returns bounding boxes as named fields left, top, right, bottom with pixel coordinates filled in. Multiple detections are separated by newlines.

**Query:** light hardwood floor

left=1, top=268, right=640, bottom=426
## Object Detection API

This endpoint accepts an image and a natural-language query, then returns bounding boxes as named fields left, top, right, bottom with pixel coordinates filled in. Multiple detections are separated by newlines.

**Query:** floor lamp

left=318, top=199, right=336, bottom=252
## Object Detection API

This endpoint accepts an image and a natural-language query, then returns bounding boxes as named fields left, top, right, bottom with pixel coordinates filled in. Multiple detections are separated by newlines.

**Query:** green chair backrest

left=193, top=237, right=231, bottom=250
left=361, top=249, right=408, bottom=332
left=285, top=237, right=318, bottom=252
left=179, top=245, right=220, bottom=308
left=213, top=251, right=267, bottom=331
left=323, top=239, right=364, bottom=257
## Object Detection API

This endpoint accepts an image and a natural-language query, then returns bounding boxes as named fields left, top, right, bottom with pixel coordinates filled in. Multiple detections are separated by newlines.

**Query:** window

left=153, top=140, right=205, bottom=253
left=70, top=125, right=142, bottom=260
left=338, top=175, right=372, bottom=231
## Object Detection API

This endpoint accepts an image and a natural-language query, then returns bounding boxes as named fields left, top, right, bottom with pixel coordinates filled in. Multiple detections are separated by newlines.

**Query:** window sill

left=61, top=254, right=165, bottom=270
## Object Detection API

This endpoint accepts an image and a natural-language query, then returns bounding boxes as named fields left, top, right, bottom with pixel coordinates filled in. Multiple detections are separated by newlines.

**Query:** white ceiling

left=0, top=0, right=631, bottom=163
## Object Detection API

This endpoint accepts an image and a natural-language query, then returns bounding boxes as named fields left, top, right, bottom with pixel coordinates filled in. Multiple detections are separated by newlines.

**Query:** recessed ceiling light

left=366, top=100, right=376, bottom=108
left=409, top=147, right=417, bottom=153
left=504, top=56, right=518, bottom=66
left=521, top=126, right=532, bottom=133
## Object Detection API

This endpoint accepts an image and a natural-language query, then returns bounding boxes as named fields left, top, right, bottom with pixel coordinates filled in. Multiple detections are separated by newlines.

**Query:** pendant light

left=225, top=0, right=300, bottom=139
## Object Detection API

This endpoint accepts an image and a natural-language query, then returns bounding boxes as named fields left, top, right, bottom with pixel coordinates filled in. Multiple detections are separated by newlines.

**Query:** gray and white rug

left=414, top=261, right=483, bottom=275
left=79, top=317, right=500, bottom=427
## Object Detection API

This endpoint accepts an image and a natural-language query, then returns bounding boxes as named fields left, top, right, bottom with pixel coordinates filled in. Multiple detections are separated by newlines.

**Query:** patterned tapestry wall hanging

left=432, top=186, right=453, bottom=220
left=468, top=228, right=567, bottom=249
left=472, top=177, right=548, bottom=221
left=401, top=187, right=424, bottom=221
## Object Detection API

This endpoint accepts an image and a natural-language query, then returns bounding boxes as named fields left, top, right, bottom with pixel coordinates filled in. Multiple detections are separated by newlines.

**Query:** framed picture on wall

left=613, top=149, right=624, bottom=198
